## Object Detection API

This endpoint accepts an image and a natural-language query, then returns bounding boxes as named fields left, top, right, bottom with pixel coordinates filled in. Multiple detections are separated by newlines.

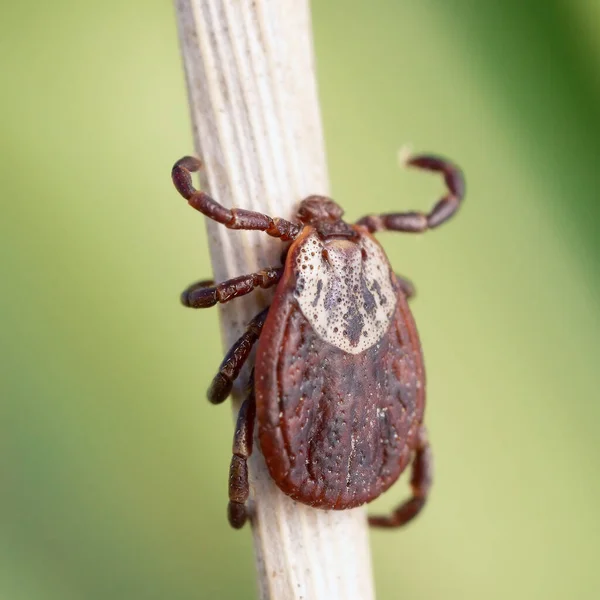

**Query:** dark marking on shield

left=312, top=279, right=323, bottom=307
left=345, top=298, right=365, bottom=346
left=372, top=280, right=387, bottom=306
left=360, top=275, right=377, bottom=314
left=323, top=278, right=341, bottom=311
left=295, top=276, right=306, bottom=298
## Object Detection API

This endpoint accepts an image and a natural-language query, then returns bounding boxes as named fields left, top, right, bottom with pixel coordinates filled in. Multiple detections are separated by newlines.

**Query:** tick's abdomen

left=256, top=228, right=425, bottom=509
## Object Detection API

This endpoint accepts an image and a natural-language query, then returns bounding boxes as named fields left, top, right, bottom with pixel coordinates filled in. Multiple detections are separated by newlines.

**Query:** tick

left=172, top=151, right=464, bottom=529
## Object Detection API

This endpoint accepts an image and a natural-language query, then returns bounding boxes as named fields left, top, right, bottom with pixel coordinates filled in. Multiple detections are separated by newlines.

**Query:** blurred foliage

left=2, top=1, right=600, bottom=599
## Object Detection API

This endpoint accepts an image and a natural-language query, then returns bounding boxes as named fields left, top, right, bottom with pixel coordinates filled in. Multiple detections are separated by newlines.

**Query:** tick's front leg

left=228, top=378, right=256, bottom=529
left=368, top=426, right=432, bottom=528
left=172, top=156, right=301, bottom=241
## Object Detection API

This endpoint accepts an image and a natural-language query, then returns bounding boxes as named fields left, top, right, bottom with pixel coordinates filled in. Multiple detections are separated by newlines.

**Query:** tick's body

left=172, top=151, right=464, bottom=529
left=257, top=228, right=424, bottom=510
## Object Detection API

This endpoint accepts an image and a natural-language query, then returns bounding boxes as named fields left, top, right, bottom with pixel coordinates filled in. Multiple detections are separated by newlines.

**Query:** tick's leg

left=356, top=154, right=465, bottom=233
left=395, top=274, right=415, bottom=300
left=368, top=426, right=432, bottom=528
left=228, top=375, right=256, bottom=529
left=181, top=267, right=283, bottom=309
left=172, top=156, right=301, bottom=241
left=208, top=307, right=268, bottom=404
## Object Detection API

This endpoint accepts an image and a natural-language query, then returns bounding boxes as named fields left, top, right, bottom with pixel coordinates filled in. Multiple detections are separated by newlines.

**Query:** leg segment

left=357, top=153, right=465, bottom=233
left=228, top=375, right=256, bottom=529
left=181, top=267, right=283, bottom=308
left=207, top=307, right=268, bottom=404
left=172, top=156, right=301, bottom=241
left=395, top=274, right=415, bottom=300
left=369, top=426, right=432, bottom=528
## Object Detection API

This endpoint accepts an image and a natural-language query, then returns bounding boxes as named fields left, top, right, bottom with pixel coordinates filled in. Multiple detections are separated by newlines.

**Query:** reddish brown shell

left=255, top=226, right=425, bottom=510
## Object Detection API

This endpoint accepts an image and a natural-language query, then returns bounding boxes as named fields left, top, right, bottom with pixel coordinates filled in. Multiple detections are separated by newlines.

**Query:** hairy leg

left=181, top=267, right=283, bottom=308
left=207, top=308, right=269, bottom=404
left=227, top=377, right=256, bottom=529
left=369, top=426, right=432, bottom=528
left=172, top=156, right=300, bottom=241
left=357, top=153, right=464, bottom=233
left=395, top=274, right=416, bottom=300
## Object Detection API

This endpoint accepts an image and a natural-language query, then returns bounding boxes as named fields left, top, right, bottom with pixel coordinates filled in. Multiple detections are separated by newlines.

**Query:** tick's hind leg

left=181, top=267, right=283, bottom=308
left=172, top=157, right=300, bottom=241
left=356, top=153, right=465, bottom=233
left=369, top=426, right=432, bottom=528
left=207, top=307, right=269, bottom=404
left=228, top=374, right=256, bottom=529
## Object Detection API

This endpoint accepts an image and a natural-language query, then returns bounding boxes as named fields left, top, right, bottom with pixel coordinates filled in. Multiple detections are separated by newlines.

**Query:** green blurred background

left=2, top=1, right=600, bottom=598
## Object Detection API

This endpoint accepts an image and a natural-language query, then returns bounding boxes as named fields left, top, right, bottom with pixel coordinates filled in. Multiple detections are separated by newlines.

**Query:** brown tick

left=172, top=152, right=464, bottom=529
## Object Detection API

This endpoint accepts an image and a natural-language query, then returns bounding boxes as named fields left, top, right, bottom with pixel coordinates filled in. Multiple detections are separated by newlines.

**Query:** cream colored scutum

left=293, top=232, right=397, bottom=354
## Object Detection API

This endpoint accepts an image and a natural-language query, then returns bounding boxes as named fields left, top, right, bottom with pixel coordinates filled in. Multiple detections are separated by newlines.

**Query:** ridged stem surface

left=173, top=2, right=375, bottom=599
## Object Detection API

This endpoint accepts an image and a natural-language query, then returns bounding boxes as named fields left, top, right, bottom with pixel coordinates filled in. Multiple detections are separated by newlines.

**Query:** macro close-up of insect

left=172, top=152, right=465, bottom=530
left=7, top=0, right=600, bottom=597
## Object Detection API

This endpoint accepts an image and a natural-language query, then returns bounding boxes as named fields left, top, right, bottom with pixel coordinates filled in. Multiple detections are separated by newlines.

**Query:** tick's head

left=297, top=195, right=344, bottom=225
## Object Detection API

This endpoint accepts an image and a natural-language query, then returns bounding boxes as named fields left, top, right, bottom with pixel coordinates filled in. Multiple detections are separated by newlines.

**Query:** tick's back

left=255, top=227, right=425, bottom=509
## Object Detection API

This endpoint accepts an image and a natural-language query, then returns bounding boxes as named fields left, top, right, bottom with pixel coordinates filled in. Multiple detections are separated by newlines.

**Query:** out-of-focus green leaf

left=2, top=1, right=599, bottom=599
